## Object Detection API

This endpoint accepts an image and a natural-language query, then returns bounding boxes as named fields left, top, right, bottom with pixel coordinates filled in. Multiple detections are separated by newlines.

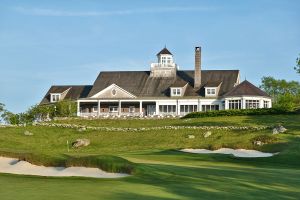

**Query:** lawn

left=0, top=114, right=300, bottom=199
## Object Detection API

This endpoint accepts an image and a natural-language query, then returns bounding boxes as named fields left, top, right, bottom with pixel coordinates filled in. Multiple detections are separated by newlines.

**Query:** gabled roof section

left=48, top=86, right=71, bottom=94
left=156, top=47, right=172, bottom=56
left=224, top=80, right=269, bottom=97
left=204, top=81, right=222, bottom=87
left=87, top=70, right=240, bottom=98
left=40, top=85, right=92, bottom=104
left=90, top=83, right=136, bottom=99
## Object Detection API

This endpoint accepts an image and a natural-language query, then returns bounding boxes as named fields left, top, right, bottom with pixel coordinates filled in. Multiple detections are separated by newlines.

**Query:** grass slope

left=0, top=114, right=299, bottom=199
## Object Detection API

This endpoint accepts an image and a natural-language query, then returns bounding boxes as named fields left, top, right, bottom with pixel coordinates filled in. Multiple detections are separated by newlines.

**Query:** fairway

left=0, top=115, right=300, bottom=200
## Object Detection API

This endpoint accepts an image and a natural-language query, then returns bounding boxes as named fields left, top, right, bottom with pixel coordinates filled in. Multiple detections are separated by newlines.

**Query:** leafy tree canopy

left=260, top=76, right=300, bottom=97
left=294, top=54, right=300, bottom=74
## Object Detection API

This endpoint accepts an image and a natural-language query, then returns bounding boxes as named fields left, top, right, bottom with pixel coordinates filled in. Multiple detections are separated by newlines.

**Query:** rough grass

left=53, top=114, right=297, bottom=128
left=0, top=114, right=300, bottom=199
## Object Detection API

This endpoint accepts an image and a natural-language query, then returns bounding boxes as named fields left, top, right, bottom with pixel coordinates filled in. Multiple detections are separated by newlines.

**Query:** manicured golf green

left=0, top=115, right=299, bottom=199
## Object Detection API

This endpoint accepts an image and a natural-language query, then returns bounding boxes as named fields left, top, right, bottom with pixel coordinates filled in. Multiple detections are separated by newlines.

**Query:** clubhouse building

left=40, top=47, right=272, bottom=117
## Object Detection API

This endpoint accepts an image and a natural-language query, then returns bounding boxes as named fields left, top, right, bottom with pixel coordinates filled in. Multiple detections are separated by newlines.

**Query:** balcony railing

left=150, top=63, right=177, bottom=69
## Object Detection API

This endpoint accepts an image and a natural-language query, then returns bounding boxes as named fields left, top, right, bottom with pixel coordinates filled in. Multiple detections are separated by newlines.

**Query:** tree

left=0, top=103, right=5, bottom=123
left=260, top=76, right=300, bottom=110
left=260, top=77, right=300, bottom=96
left=294, top=54, right=300, bottom=74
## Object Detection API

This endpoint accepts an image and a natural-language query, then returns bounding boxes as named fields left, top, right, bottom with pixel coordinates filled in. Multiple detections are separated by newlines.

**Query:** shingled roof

left=40, top=85, right=92, bottom=104
left=224, top=80, right=269, bottom=97
left=156, top=47, right=172, bottom=56
left=87, top=70, right=239, bottom=98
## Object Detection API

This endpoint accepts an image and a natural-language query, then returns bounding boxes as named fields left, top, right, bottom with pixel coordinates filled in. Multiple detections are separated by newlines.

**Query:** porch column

left=139, top=101, right=142, bottom=115
left=225, top=99, right=229, bottom=110
left=77, top=100, right=80, bottom=116
left=118, top=100, right=121, bottom=116
left=155, top=101, right=159, bottom=115
left=259, top=99, right=264, bottom=108
left=176, top=99, right=180, bottom=116
left=97, top=100, right=101, bottom=117
left=242, top=97, right=246, bottom=109
left=198, top=99, right=201, bottom=112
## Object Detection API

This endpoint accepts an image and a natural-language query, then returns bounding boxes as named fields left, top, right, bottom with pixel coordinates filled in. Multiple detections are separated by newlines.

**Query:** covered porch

left=77, top=100, right=157, bottom=117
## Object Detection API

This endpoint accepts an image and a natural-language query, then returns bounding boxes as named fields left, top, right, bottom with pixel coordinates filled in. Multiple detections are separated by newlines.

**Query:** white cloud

left=13, top=6, right=218, bottom=17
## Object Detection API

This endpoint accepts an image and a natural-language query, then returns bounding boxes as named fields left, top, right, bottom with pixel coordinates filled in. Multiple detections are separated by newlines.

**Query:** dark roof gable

left=156, top=47, right=172, bottom=56
left=40, top=85, right=92, bottom=104
left=224, top=80, right=269, bottom=97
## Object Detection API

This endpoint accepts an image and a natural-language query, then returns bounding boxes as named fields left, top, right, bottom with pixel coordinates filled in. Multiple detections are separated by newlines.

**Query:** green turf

left=0, top=114, right=299, bottom=199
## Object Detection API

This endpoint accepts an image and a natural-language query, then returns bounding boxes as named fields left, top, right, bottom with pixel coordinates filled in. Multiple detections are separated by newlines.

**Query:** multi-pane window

left=129, top=106, right=135, bottom=113
left=167, top=57, right=172, bottom=64
left=51, top=94, right=60, bottom=102
left=229, top=100, right=241, bottom=109
left=109, top=106, right=118, bottom=113
left=206, top=88, right=216, bottom=96
left=172, top=88, right=181, bottom=96
left=161, top=57, right=166, bottom=64
left=246, top=100, right=259, bottom=109
left=201, top=105, right=219, bottom=112
left=159, top=105, right=176, bottom=114
left=264, top=101, right=269, bottom=108
left=180, top=105, right=197, bottom=114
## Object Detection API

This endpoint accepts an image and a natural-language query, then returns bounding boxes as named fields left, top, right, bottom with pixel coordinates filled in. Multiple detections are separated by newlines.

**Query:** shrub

left=251, top=135, right=277, bottom=144
left=183, top=108, right=296, bottom=118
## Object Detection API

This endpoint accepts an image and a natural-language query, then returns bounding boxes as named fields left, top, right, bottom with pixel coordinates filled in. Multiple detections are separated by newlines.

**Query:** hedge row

left=183, top=108, right=297, bottom=118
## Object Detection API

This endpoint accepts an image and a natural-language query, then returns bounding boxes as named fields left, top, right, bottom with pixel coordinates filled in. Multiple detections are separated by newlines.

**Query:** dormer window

left=50, top=93, right=61, bottom=102
left=207, top=88, right=216, bottom=95
left=205, top=87, right=217, bottom=97
left=171, top=88, right=181, bottom=96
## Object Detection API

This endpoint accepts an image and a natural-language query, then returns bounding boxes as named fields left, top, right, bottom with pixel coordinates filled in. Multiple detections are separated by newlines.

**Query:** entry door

left=147, top=105, right=156, bottom=116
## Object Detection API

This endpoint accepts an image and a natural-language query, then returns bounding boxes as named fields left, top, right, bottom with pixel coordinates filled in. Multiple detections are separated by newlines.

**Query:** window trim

left=50, top=93, right=61, bottom=103
left=109, top=106, right=119, bottom=113
left=171, top=88, right=182, bottom=96
left=263, top=100, right=269, bottom=108
left=205, top=87, right=217, bottom=96
left=245, top=99, right=260, bottom=109
left=228, top=99, right=241, bottom=109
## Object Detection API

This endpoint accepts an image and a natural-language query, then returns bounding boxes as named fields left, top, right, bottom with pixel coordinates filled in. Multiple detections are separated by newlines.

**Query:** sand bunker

left=0, top=157, right=129, bottom=178
left=180, top=148, right=274, bottom=157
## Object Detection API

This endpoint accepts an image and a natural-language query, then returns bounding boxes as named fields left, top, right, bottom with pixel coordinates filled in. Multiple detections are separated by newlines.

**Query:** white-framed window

left=129, top=106, right=135, bottom=113
left=161, top=57, right=166, bottom=64
left=229, top=100, right=241, bottom=109
left=50, top=94, right=60, bottom=102
left=167, top=57, right=172, bottom=64
left=159, top=105, right=176, bottom=114
left=171, top=88, right=181, bottom=96
left=206, top=88, right=216, bottom=95
left=264, top=100, right=269, bottom=108
left=92, top=106, right=98, bottom=112
left=109, top=106, right=118, bottom=113
left=201, top=105, right=219, bottom=112
left=180, top=105, right=197, bottom=113
left=246, top=100, right=259, bottom=109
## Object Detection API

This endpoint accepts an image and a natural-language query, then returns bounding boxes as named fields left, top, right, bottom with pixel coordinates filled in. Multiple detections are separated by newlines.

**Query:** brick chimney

left=194, top=46, right=201, bottom=88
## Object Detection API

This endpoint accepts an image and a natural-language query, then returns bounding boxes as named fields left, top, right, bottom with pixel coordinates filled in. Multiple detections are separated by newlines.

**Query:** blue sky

left=0, top=0, right=299, bottom=113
